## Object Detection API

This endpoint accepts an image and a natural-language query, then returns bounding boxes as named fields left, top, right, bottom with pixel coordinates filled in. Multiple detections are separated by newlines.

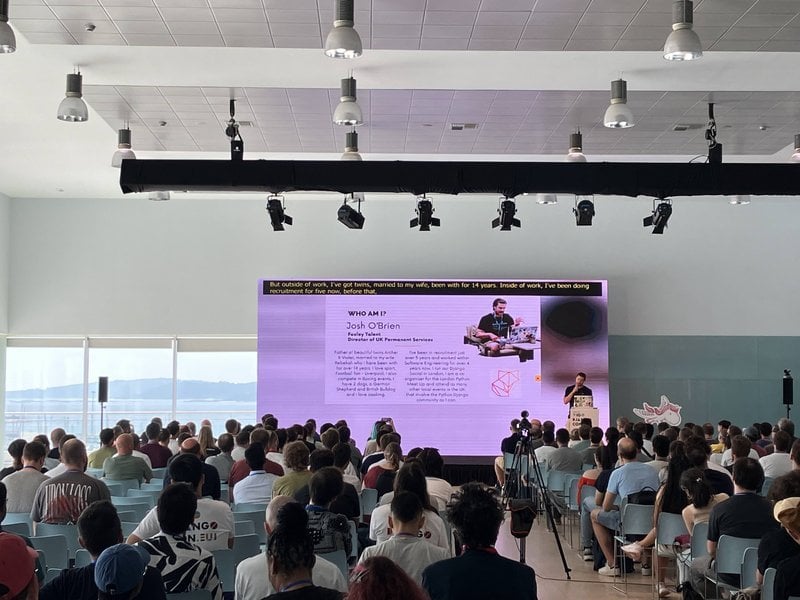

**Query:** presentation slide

left=258, top=279, right=608, bottom=458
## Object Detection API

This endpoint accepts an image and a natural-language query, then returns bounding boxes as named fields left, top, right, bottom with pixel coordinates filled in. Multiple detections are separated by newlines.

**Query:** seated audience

left=545, top=428, right=584, bottom=472
left=44, top=433, right=76, bottom=479
left=684, top=436, right=734, bottom=497
left=359, top=491, right=449, bottom=584
left=681, top=468, right=729, bottom=534
left=234, top=495, right=347, bottom=600
left=350, top=556, right=430, bottom=600
left=136, top=483, right=222, bottom=599
left=337, top=425, right=362, bottom=472
left=206, top=432, right=235, bottom=483
left=361, top=429, right=399, bottom=475
left=0, top=438, right=26, bottom=479
left=295, top=449, right=360, bottom=521
left=533, top=430, right=557, bottom=462
left=418, top=448, right=455, bottom=512
left=363, top=441, right=402, bottom=496
left=422, top=483, right=537, bottom=600
left=130, top=434, right=152, bottom=469
left=231, top=426, right=253, bottom=462
left=333, top=442, right=362, bottom=494
left=758, top=479, right=800, bottom=584
left=233, top=442, right=278, bottom=505
left=761, top=430, right=794, bottom=479
left=273, top=441, right=313, bottom=497
left=0, top=481, right=44, bottom=584
left=305, top=467, right=352, bottom=556
left=39, top=500, right=166, bottom=600
left=580, top=426, right=604, bottom=467
left=228, top=429, right=284, bottom=492
left=102, top=434, right=152, bottom=484
left=140, top=422, right=172, bottom=468
left=370, top=461, right=450, bottom=552
left=163, top=438, right=221, bottom=500
left=646, top=434, right=670, bottom=482
left=48, top=427, right=66, bottom=462
left=87, top=429, right=116, bottom=469
left=197, top=425, right=219, bottom=457
left=128, top=454, right=233, bottom=551
left=266, top=501, right=344, bottom=599
left=494, top=419, right=521, bottom=486
left=31, top=439, right=110, bottom=525
left=3, top=441, right=48, bottom=513
left=0, top=532, right=40, bottom=600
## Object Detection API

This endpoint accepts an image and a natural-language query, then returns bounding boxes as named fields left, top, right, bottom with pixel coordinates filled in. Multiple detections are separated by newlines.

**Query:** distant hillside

left=6, top=378, right=256, bottom=401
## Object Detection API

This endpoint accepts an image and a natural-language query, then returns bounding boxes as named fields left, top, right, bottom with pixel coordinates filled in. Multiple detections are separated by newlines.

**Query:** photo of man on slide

left=475, top=298, right=524, bottom=356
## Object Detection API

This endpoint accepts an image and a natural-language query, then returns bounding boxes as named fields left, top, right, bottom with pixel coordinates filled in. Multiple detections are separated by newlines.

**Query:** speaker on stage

left=784, top=370, right=793, bottom=406
left=98, top=376, right=108, bottom=404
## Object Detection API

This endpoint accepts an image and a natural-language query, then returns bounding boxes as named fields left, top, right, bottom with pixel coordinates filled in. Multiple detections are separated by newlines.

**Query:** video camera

left=519, top=410, right=532, bottom=437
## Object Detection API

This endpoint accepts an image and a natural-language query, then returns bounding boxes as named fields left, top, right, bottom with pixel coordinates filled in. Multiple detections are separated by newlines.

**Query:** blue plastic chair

left=104, top=478, right=140, bottom=496
left=121, top=521, right=139, bottom=538
left=34, top=522, right=81, bottom=559
left=75, top=548, right=92, bottom=567
left=109, top=497, right=150, bottom=521
left=151, top=468, right=167, bottom=480
left=2, top=521, right=31, bottom=536
left=691, top=521, right=709, bottom=559
left=232, top=502, right=268, bottom=514
left=231, top=509, right=266, bottom=544
left=741, top=546, right=759, bottom=590
left=141, top=481, right=164, bottom=492
left=105, top=482, right=123, bottom=497
left=2, top=512, right=33, bottom=528
left=86, top=468, right=104, bottom=478
left=45, top=568, right=62, bottom=583
left=317, top=549, right=348, bottom=579
left=116, top=510, right=137, bottom=523
left=762, top=567, right=776, bottom=600
left=707, top=535, right=759, bottom=596
left=31, top=535, right=69, bottom=570
left=212, top=548, right=235, bottom=593
left=613, top=503, right=654, bottom=593
left=232, top=533, right=261, bottom=565
left=126, top=488, right=158, bottom=507
left=234, top=520, right=255, bottom=536
left=360, top=488, right=378, bottom=522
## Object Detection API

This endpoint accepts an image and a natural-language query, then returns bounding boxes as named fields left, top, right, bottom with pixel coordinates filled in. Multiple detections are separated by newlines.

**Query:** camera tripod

left=503, top=434, right=571, bottom=578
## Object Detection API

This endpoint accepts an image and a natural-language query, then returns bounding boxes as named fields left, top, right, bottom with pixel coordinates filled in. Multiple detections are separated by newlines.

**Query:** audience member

left=333, top=442, right=362, bottom=493
left=266, top=502, right=344, bottom=599
left=305, top=467, right=352, bottom=556
left=0, top=532, right=40, bottom=600
left=580, top=427, right=604, bottom=467
left=3, top=441, right=48, bottom=513
left=0, top=481, right=44, bottom=585
left=206, top=432, right=235, bottom=483
left=130, top=434, right=152, bottom=469
left=233, top=442, right=278, bottom=505
left=234, top=495, right=347, bottom=600
left=31, top=439, right=110, bottom=524
left=129, top=454, right=233, bottom=551
left=296, top=449, right=360, bottom=521
left=350, top=556, right=430, bottom=600
left=228, top=429, right=284, bottom=492
left=48, top=428, right=66, bottom=462
left=646, top=434, right=670, bottom=482
left=140, top=423, right=172, bottom=468
left=337, top=425, right=362, bottom=472
left=273, top=441, right=313, bottom=497
left=136, top=483, right=222, bottom=599
left=579, top=444, right=616, bottom=560
left=762, top=430, right=794, bottom=478
left=166, top=421, right=181, bottom=455
left=422, top=483, right=537, bottom=600
left=163, top=438, right=221, bottom=500
left=417, top=448, right=454, bottom=511
left=363, top=441, right=402, bottom=496
left=87, top=429, right=116, bottom=469
left=39, top=500, right=166, bottom=600
left=534, top=430, right=557, bottom=462
left=546, top=428, right=584, bottom=472
left=0, top=439, right=27, bottom=479
left=494, top=418, right=521, bottom=485
left=44, top=433, right=76, bottom=478
left=773, top=498, right=800, bottom=600
left=102, top=433, right=152, bottom=483
left=684, top=436, right=734, bottom=496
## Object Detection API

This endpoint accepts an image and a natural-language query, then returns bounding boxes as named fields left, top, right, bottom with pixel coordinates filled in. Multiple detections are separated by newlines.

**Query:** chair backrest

left=233, top=510, right=267, bottom=544
left=121, top=521, right=139, bottom=538
left=317, top=549, right=348, bottom=579
left=503, top=452, right=515, bottom=471
left=620, top=502, right=653, bottom=537
left=656, top=512, right=689, bottom=545
left=109, top=498, right=151, bottom=521
left=34, top=522, right=81, bottom=558
left=741, top=546, right=759, bottom=589
left=761, top=477, right=775, bottom=498
left=74, top=548, right=92, bottom=567
left=234, top=520, right=255, bottom=536
left=45, top=568, right=62, bottom=583
left=232, top=502, right=268, bottom=514
left=103, top=478, right=140, bottom=496
left=105, top=482, right=124, bottom=497
left=31, top=535, right=69, bottom=570
left=360, top=488, right=378, bottom=520
left=580, top=484, right=597, bottom=506
left=232, top=533, right=261, bottom=564
left=762, top=567, right=776, bottom=600
left=127, top=488, right=158, bottom=506
left=165, top=591, right=213, bottom=600
left=2, top=512, right=33, bottom=527
left=116, top=510, right=137, bottom=523
left=86, top=468, right=104, bottom=479
left=2, top=521, right=31, bottom=536
left=690, top=521, right=709, bottom=559
left=141, top=481, right=164, bottom=492
left=211, top=548, right=235, bottom=593
left=715, top=535, right=760, bottom=576
left=565, top=475, right=581, bottom=509
left=348, top=520, right=358, bottom=560
left=151, top=468, right=167, bottom=479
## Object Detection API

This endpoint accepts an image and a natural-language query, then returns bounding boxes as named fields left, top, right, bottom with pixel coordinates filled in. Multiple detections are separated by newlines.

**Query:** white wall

left=8, top=193, right=800, bottom=337
left=0, top=192, right=9, bottom=335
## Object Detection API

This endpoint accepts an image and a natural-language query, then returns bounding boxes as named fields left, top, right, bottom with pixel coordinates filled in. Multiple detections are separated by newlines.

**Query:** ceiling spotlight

left=536, top=194, right=558, bottom=205
left=341, top=129, right=362, bottom=161
left=333, top=76, right=363, bottom=126
left=492, top=196, right=520, bottom=231
left=0, top=0, right=16, bottom=53
left=566, top=131, right=587, bottom=163
left=664, top=0, right=703, bottom=61
left=266, top=194, right=293, bottom=231
left=111, top=127, right=136, bottom=168
left=148, top=191, right=170, bottom=201
left=574, top=196, right=595, bottom=226
left=325, top=0, right=362, bottom=59
left=603, top=79, right=634, bottom=129
left=338, top=192, right=365, bottom=229
left=791, top=134, right=800, bottom=163
left=728, top=195, right=751, bottom=205
left=410, top=195, right=440, bottom=231
left=643, top=198, right=673, bottom=234
left=57, top=71, right=88, bottom=122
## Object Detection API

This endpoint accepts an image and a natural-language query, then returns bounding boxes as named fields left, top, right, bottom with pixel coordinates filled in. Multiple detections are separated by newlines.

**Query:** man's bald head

left=265, top=495, right=295, bottom=534
left=114, top=433, right=133, bottom=455
left=180, top=437, right=201, bottom=456
left=618, top=437, right=638, bottom=461
left=61, top=439, right=87, bottom=469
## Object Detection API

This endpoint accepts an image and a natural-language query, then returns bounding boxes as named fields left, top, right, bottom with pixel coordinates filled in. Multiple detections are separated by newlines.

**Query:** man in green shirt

left=103, top=434, right=152, bottom=484
left=88, top=429, right=116, bottom=469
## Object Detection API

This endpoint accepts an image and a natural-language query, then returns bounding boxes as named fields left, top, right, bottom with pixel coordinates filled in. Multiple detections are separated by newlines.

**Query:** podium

left=568, top=395, right=598, bottom=429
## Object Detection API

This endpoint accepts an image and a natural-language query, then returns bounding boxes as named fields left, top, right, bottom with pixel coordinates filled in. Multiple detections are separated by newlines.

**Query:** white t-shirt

left=132, top=450, right=153, bottom=469
left=720, top=448, right=760, bottom=467
left=168, top=439, right=180, bottom=455
left=426, top=477, right=455, bottom=509
left=359, top=534, right=450, bottom=584
left=45, top=463, right=67, bottom=478
left=760, top=452, right=793, bottom=479
left=132, top=497, right=234, bottom=551
left=343, top=473, right=362, bottom=493
left=232, top=471, right=277, bottom=505
left=369, top=505, right=451, bottom=553
left=234, top=551, right=347, bottom=600
left=266, top=452, right=286, bottom=471
left=706, top=459, right=734, bottom=478
left=534, top=445, right=557, bottom=462
left=231, top=446, right=246, bottom=462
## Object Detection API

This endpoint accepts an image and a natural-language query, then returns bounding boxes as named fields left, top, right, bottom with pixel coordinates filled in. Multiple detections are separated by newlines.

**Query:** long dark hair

left=660, top=441, right=691, bottom=514
left=680, top=467, right=713, bottom=509
left=267, top=502, right=315, bottom=573
left=394, top=460, right=437, bottom=513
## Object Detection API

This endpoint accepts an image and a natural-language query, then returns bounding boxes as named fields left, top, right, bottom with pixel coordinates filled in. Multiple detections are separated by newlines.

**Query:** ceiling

left=1, top=0, right=800, bottom=199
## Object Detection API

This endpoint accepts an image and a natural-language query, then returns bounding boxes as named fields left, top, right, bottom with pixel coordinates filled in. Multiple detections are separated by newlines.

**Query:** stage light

left=338, top=192, right=364, bottom=229
left=57, top=71, right=88, bottom=122
left=0, top=0, right=16, bottom=53
left=266, top=194, right=293, bottom=231
left=492, top=196, right=520, bottom=231
left=664, top=0, right=703, bottom=61
left=410, top=195, right=440, bottom=231
left=643, top=198, right=673, bottom=234
left=573, top=196, right=595, bottom=226
left=333, top=76, right=363, bottom=126
left=566, top=131, right=587, bottom=163
left=603, top=79, right=634, bottom=129
left=111, top=126, right=136, bottom=168
left=324, top=0, right=362, bottom=58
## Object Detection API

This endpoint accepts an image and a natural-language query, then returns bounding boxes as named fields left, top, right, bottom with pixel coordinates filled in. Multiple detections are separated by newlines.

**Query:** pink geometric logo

left=491, top=370, right=520, bottom=397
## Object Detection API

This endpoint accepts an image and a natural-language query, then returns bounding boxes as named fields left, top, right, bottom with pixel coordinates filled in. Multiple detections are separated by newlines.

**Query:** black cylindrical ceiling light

left=341, top=129, right=362, bottom=160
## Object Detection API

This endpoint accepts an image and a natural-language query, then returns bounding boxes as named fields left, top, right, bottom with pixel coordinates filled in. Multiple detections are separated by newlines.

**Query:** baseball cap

left=94, top=543, right=150, bottom=598
left=0, top=532, right=39, bottom=597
